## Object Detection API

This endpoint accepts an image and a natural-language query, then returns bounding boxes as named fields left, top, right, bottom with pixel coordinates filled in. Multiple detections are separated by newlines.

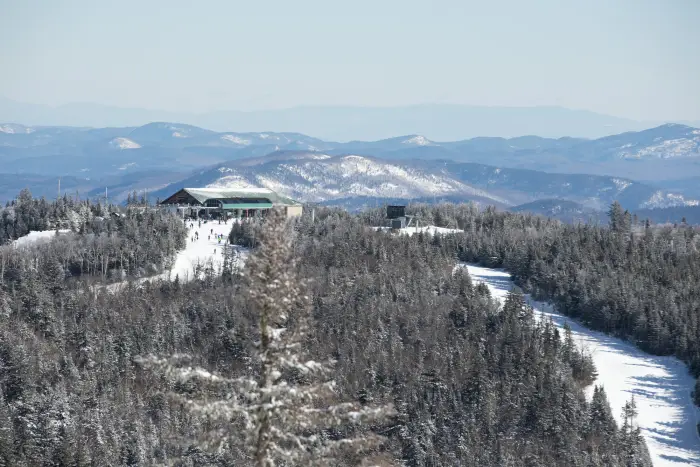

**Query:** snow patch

left=110, top=137, right=141, bottom=149
left=612, top=178, right=632, bottom=191
left=373, top=225, right=463, bottom=236
left=399, top=225, right=463, bottom=236
left=118, top=162, right=138, bottom=171
left=641, top=191, right=700, bottom=209
left=402, top=135, right=433, bottom=146
left=221, top=134, right=252, bottom=145
left=620, top=138, right=700, bottom=159
left=13, top=229, right=71, bottom=247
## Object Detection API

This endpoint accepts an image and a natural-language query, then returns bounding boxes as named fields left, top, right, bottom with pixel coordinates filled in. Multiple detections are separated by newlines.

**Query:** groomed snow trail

left=164, top=219, right=247, bottom=282
left=462, top=264, right=700, bottom=467
left=104, top=219, right=247, bottom=293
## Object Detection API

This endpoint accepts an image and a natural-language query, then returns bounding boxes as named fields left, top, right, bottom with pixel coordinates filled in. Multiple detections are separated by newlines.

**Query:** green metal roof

left=222, top=203, right=273, bottom=210
left=182, top=187, right=300, bottom=206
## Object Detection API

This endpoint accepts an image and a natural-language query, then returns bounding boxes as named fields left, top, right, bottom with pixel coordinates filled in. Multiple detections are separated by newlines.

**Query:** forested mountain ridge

left=0, top=193, right=652, bottom=466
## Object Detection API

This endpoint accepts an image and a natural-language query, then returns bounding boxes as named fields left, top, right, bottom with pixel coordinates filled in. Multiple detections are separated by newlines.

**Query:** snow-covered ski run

left=461, top=263, right=700, bottom=467
left=165, top=219, right=248, bottom=282
left=104, top=219, right=247, bottom=292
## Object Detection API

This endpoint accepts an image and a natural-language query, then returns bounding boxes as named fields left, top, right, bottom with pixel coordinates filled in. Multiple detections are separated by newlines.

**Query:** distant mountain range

left=1, top=120, right=699, bottom=216
left=3, top=96, right=700, bottom=141
left=1, top=121, right=699, bottom=180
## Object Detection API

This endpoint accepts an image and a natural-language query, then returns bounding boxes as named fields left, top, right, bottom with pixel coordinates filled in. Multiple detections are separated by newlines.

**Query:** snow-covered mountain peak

left=402, top=135, right=433, bottom=146
left=109, top=137, right=141, bottom=149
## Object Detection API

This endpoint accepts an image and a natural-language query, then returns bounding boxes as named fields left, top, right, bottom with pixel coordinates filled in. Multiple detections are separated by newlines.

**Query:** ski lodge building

left=159, top=187, right=303, bottom=219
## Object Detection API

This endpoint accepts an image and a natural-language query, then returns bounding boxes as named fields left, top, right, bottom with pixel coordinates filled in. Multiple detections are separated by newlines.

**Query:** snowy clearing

left=13, top=229, right=71, bottom=247
left=461, top=263, right=700, bottom=467
left=374, top=225, right=464, bottom=236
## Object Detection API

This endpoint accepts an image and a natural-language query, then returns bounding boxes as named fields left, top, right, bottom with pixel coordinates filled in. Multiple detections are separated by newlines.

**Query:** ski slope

left=105, top=219, right=247, bottom=293
left=462, top=263, right=700, bottom=467
left=163, top=219, right=247, bottom=282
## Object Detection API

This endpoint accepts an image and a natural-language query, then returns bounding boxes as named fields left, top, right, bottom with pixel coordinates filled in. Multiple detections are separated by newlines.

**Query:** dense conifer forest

left=374, top=203, right=700, bottom=406
left=0, top=192, right=659, bottom=466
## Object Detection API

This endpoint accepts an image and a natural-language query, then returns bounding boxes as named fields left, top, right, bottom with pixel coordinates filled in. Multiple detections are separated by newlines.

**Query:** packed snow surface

left=462, top=264, right=700, bottom=467
left=104, top=219, right=247, bottom=293
left=165, top=220, right=247, bottom=282
left=13, top=229, right=71, bottom=247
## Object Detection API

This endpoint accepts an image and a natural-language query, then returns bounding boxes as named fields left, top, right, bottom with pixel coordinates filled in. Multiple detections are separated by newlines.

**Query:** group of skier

left=185, top=218, right=229, bottom=256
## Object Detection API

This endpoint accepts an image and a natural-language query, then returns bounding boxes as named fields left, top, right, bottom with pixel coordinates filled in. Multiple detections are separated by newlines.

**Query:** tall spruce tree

left=138, top=209, right=395, bottom=466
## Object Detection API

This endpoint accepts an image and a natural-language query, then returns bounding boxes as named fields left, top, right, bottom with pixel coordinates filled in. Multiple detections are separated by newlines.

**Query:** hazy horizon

left=2, top=95, right=691, bottom=123
left=2, top=0, right=699, bottom=123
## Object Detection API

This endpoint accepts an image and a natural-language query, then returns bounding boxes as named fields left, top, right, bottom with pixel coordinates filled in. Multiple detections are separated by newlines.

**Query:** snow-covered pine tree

left=138, top=208, right=395, bottom=466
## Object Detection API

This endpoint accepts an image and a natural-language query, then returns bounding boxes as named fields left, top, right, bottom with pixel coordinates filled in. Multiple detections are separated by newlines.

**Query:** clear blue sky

left=1, top=0, right=698, bottom=120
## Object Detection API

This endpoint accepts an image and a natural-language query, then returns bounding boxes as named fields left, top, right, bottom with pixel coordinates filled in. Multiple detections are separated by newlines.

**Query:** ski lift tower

left=387, top=205, right=415, bottom=230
